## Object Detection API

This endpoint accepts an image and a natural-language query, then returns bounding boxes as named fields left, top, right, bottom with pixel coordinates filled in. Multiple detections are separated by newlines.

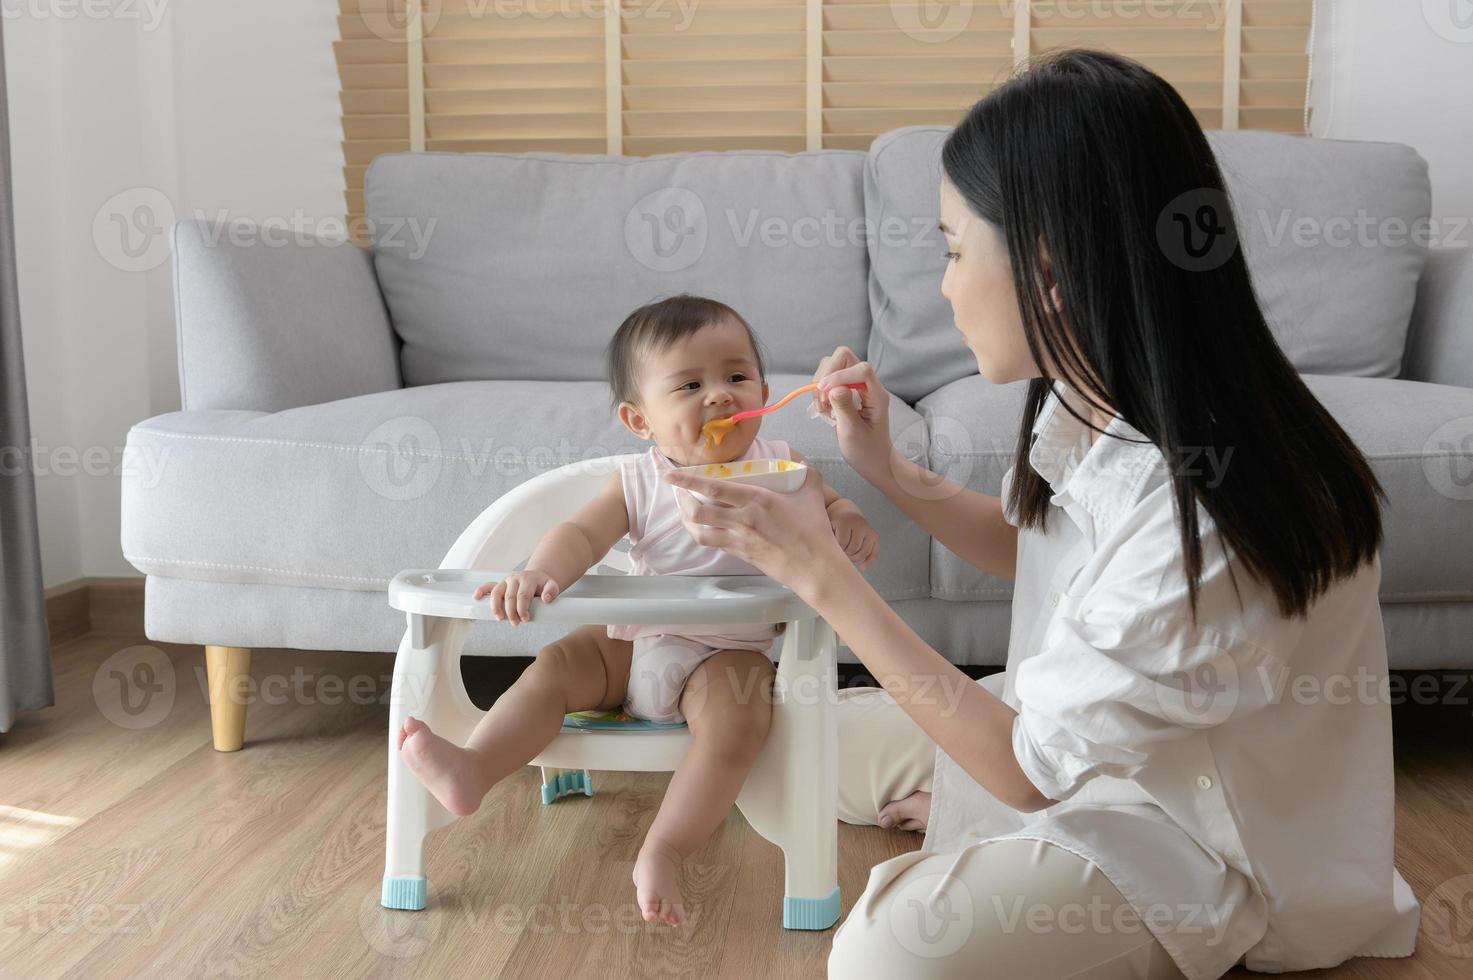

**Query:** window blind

left=822, top=0, right=1016, bottom=150
left=336, top=0, right=1313, bottom=230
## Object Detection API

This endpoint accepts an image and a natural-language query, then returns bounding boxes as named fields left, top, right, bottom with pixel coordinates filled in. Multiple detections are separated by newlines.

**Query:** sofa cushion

left=1210, top=132, right=1430, bottom=379
left=864, top=127, right=1432, bottom=402
left=120, top=375, right=931, bottom=604
left=365, top=150, right=871, bottom=388
left=917, top=373, right=1473, bottom=604
left=860, top=127, right=958, bottom=405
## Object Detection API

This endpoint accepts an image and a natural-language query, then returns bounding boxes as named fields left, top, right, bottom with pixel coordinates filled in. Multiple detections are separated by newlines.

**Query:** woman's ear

left=761, top=379, right=769, bottom=403
left=618, top=401, right=653, bottom=440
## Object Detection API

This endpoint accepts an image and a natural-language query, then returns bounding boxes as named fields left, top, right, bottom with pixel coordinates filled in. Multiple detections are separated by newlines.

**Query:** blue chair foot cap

left=381, top=875, right=427, bottom=910
left=783, top=885, right=841, bottom=929
left=540, top=768, right=594, bottom=805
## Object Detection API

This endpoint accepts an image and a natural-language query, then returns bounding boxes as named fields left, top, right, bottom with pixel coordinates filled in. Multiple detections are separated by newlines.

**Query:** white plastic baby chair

left=380, top=454, right=842, bottom=929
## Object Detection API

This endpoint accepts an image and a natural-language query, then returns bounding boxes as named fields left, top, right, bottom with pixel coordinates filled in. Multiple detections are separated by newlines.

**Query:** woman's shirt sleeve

left=1009, top=494, right=1295, bottom=803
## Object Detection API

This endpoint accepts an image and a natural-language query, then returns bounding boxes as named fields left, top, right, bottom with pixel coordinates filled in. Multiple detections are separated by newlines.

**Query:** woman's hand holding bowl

left=663, top=465, right=847, bottom=602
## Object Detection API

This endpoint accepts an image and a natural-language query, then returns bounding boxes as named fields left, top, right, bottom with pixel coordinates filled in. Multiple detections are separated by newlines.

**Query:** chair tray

left=389, top=568, right=815, bottom=626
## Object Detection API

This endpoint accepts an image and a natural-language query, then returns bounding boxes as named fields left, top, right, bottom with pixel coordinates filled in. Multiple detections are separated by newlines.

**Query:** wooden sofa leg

left=205, top=645, right=251, bottom=751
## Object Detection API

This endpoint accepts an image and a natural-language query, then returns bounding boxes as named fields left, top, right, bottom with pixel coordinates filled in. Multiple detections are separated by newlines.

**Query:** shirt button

left=1196, top=775, right=1213, bottom=790
left=1050, top=592, right=1060, bottom=607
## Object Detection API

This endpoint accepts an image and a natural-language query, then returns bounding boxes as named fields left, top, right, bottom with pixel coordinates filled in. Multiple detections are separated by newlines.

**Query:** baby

left=396, top=294, right=879, bottom=927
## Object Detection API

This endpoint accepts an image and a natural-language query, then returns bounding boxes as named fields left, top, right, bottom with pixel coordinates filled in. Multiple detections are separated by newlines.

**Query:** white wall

left=8, top=15, right=82, bottom=588
left=1309, top=0, right=1473, bottom=222
left=6, top=1, right=342, bottom=588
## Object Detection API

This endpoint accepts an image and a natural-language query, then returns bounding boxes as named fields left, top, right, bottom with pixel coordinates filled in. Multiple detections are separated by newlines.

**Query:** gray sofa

left=122, top=126, right=1473, bottom=747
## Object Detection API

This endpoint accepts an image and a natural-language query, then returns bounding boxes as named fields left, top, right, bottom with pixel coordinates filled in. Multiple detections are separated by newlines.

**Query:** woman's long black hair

left=941, top=49, right=1384, bottom=620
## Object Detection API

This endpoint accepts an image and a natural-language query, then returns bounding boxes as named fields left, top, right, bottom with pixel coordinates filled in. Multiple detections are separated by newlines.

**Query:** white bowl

left=673, top=457, right=807, bottom=503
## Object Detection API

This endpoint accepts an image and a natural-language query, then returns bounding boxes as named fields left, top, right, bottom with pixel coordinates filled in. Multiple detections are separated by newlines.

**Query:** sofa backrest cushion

left=863, top=126, right=1432, bottom=402
left=365, top=150, right=871, bottom=388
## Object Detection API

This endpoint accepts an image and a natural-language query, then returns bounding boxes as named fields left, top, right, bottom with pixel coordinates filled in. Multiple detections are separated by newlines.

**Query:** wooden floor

left=1, top=630, right=1470, bottom=979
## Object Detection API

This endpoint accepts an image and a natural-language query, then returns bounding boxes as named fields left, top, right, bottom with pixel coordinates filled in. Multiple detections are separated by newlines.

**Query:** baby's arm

left=788, top=447, right=855, bottom=514
left=789, top=449, right=880, bottom=569
left=474, top=471, right=630, bottom=623
left=535, top=470, right=631, bottom=582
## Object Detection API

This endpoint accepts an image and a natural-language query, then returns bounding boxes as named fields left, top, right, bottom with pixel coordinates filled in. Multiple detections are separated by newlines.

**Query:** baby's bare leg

left=398, top=625, right=632, bottom=817
left=633, top=648, right=777, bottom=926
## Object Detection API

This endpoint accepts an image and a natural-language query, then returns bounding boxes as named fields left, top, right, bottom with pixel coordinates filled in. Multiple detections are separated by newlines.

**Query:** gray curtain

left=0, top=16, right=54, bottom=734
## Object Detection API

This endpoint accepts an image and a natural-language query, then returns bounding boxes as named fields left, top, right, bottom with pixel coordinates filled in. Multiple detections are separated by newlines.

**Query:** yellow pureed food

left=701, top=418, right=737, bottom=447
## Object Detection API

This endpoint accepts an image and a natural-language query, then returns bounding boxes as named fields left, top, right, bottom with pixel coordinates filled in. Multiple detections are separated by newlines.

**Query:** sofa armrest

left=1401, top=245, right=1473, bottom=389
left=172, top=218, right=402, bottom=412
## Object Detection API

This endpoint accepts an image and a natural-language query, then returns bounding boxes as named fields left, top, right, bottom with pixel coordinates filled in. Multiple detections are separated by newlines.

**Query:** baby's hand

left=474, top=570, right=560, bottom=626
left=830, top=505, right=879, bottom=570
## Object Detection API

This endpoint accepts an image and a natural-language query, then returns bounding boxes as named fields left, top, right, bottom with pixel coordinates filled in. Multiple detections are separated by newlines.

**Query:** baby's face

left=619, top=318, right=769, bottom=466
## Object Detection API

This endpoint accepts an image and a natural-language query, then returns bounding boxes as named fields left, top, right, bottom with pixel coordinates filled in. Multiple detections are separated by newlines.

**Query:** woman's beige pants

left=832, top=687, right=1186, bottom=980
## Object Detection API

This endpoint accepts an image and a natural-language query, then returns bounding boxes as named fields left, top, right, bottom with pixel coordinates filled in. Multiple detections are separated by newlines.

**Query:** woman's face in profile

left=938, top=174, right=1042, bottom=386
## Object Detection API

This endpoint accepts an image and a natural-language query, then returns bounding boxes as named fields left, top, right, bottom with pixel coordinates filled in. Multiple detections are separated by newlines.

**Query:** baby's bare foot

left=397, top=716, right=488, bottom=817
left=878, top=789, right=931, bottom=832
left=632, top=838, right=685, bottom=926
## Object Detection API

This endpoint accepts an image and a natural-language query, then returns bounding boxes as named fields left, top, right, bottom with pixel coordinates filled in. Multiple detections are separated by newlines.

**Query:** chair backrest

left=440, top=455, right=641, bottom=574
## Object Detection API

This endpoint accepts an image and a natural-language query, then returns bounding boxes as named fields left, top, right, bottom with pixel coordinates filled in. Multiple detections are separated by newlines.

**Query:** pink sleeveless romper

left=609, top=436, right=791, bottom=723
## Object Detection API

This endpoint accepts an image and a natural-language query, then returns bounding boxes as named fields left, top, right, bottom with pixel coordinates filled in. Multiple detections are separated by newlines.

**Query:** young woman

left=664, top=50, right=1420, bottom=979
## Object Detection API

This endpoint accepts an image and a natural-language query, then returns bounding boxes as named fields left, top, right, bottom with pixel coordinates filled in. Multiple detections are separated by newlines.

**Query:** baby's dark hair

left=605, top=294, right=767, bottom=407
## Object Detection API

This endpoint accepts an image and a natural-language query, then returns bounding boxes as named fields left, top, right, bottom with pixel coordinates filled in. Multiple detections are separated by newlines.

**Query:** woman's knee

left=836, top=687, right=936, bottom=826
left=829, top=840, right=1183, bottom=980
left=827, top=851, right=985, bottom=980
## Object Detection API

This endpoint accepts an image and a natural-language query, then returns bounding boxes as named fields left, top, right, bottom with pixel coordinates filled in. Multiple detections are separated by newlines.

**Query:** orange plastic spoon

left=701, top=381, right=867, bottom=447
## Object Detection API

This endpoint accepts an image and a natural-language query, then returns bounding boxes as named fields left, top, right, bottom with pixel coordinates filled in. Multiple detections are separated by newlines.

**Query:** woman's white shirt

left=921, top=380, right=1419, bottom=979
